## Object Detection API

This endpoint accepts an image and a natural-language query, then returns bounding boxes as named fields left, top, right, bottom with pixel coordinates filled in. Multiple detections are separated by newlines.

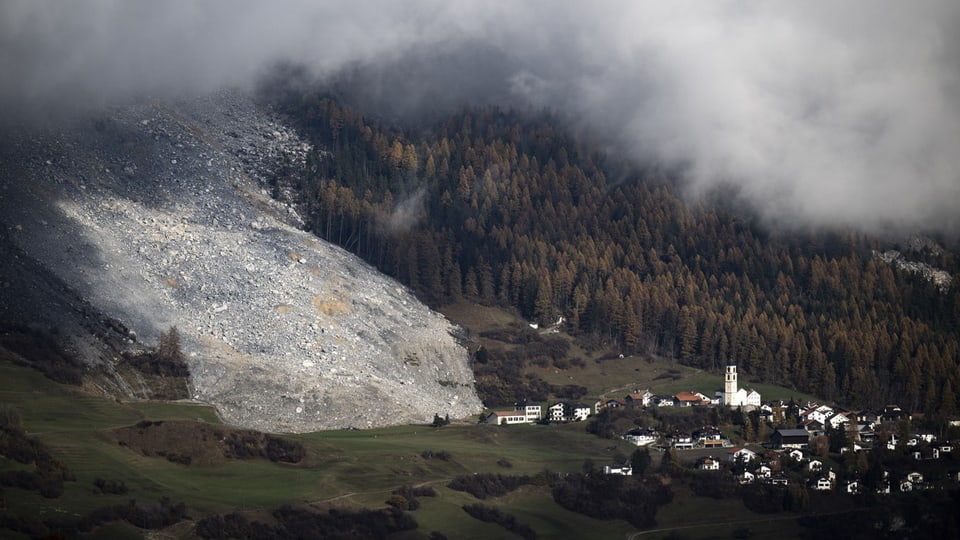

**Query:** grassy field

left=0, top=357, right=645, bottom=537
left=1, top=302, right=833, bottom=539
left=0, top=355, right=822, bottom=539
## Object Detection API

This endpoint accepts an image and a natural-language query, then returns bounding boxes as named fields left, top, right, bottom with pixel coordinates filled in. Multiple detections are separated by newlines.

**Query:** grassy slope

left=1, top=301, right=826, bottom=539
left=0, top=356, right=642, bottom=537
left=441, top=301, right=822, bottom=404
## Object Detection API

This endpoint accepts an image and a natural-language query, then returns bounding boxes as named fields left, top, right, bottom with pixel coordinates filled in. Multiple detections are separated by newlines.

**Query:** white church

left=716, top=362, right=761, bottom=408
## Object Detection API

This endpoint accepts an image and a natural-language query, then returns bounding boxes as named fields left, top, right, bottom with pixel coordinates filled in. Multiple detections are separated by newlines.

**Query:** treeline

left=0, top=326, right=84, bottom=385
left=447, top=473, right=531, bottom=499
left=2, top=497, right=188, bottom=538
left=551, top=473, right=673, bottom=530
left=0, top=417, right=74, bottom=498
left=120, top=326, right=190, bottom=378
left=222, top=430, right=306, bottom=464
left=462, top=503, right=536, bottom=540
left=272, top=88, right=960, bottom=415
left=195, top=506, right=417, bottom=540
left=798, top=490, right=960, bottom=540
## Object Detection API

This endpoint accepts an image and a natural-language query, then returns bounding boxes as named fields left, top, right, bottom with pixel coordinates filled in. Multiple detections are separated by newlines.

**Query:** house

left=756, top=465, right=772, bottom=479
left=846, top=480, right=860, bottom=494
left=771, top=429, right=810, bottom=449
left=603, top=464, right=632, bottom=476
left=693, top=426, right=723, bottom=448
left=673, top=391, right=710, bottom=407
left=548, top=402, right=565, bottom=422
left=738, top=470, right=755, bottom=485
left=485, top=410, right=529, bottom=425
left=768, top=474, right=789, bottom=486
left=808, top=459, right=823, bottom=472
left=813, top=477, right=833, bottom=491
left=548, top=402, right=591, bottom=423
left=570, top=403, right=591, bottom=421
left=800, top=404, right=833, bottom=425
left=826, top=411, right=851, bottom=430
left=757, top=407, right=775, bottom=424
left=625, top=389, right=653, bottom=407
left=728, top=447, right=757, bottom=463
left=761, top=451, right=782, bottom=470
left=906, top=471, right=923, bottom=484
left=622, top=428, right=660, bottom=447
left=698, top=457, right=721, bottom=471
left=669, top=432, right=695, bottom=450
left=852, top=410, right=879, bottom=426
left=515, top=400, right=541, bottom=422
left=856, top=424, right=876, bottom=442
left=886, top=434, right=899, bottom=450
left=801, top=419, right=825, bottom=435
left=881, top=404, right=906, bottom=423
left=594, top=397, right=626, bottom=414
left=653, top=395, right=675, bottom=407
left=840, top=443, right=865, bottom=455
left=899, top=480, right=914, bottom=492
left=786, top=448, right=804, bottom=462
left=703, top=439, right=726, bottom=449
left=912, top=447, right=940, bottom=460
left=743, top=389, right=762, bottom=408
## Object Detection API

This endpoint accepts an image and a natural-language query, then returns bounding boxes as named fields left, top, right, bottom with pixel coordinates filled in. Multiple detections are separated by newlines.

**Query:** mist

left=2, top=1, right=958, bottom=235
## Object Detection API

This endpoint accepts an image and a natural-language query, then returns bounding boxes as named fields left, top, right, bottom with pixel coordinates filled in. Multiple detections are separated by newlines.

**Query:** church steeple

left=724, top=361, right=738, bottom=407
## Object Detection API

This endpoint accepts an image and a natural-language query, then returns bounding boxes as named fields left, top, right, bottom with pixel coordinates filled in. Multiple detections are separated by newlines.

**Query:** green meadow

left=0, top=302, right=829, bottom=539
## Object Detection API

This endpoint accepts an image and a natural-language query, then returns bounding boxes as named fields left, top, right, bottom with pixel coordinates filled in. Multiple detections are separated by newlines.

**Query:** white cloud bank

left=2, top=1, right=958, bottom=234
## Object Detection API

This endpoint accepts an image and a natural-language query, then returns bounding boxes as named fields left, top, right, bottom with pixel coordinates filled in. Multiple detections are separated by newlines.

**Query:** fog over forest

left=2, top=1, right=958, bottom=234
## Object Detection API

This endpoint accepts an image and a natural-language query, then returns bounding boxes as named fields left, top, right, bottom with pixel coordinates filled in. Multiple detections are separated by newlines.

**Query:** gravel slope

left=0, top=91, right=482, bottom=432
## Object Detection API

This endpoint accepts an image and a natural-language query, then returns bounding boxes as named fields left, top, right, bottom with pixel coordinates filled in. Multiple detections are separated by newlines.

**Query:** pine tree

left=630, top=447, right=652, bottom=476
left=464, top=269, right=479, bottom=298
left=534, top=275, right=554, bottom=326
left=743, top=417, right=755, bottom=443
left=158, top=326, right=184, bottom=365
left=941, top=379, right=957, bottom=418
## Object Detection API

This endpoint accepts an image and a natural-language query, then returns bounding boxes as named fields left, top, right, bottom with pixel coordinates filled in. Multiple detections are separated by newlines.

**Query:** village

left=482, top=363, right=960, bottom=495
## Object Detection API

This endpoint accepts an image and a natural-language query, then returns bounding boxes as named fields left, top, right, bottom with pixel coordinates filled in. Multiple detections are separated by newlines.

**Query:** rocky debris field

left=0, top=90, right=482, bottom=432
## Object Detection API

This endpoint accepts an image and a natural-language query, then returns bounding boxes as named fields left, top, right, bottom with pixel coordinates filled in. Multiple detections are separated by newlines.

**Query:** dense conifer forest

left=269, top=86, right=960, bottom=417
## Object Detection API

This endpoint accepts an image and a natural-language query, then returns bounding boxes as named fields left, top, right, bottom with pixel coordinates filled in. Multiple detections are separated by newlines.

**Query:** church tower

left=724, top=362, right=738, bottom=407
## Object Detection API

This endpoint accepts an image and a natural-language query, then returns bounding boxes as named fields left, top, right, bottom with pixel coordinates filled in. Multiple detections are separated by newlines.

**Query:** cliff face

left=0, top=91, right=482, bottom=432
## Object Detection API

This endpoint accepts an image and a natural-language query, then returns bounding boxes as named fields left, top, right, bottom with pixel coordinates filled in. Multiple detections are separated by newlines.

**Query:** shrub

left=421, top=449, right=452, bottom=461
left=264, top=436, right=306, bottom=463
left=551, top=473, right=672, bottom=529
left=93, top=477, right=128, bottom=495
left=388, top=485, right=432, bottom=511
left=462, top=503, right=536, bottom=540
left=447, top=473, right=530, bottom=499
left=411, top=486, right=437, bottom=497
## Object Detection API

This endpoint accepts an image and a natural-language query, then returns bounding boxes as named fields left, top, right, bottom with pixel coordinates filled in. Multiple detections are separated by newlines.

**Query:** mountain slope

left=270, top=91, right=960, bottom=415
left=0, top=91, right=482, bottom=432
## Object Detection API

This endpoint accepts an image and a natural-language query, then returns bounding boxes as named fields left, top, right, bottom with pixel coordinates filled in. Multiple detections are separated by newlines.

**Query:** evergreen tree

left=630, top=447, right=652, bottom=477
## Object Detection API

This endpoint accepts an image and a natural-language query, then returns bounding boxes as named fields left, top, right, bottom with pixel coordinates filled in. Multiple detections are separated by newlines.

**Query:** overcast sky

left=2, top=1, right=958, bottom=235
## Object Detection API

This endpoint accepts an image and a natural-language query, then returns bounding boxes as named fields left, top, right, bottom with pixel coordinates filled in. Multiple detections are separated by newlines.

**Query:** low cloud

left=2, top=1, right=958, bottom=235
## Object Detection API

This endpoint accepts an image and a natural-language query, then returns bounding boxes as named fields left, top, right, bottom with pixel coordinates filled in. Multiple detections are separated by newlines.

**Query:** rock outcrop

left=0, top=91, right=483, bottom=432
